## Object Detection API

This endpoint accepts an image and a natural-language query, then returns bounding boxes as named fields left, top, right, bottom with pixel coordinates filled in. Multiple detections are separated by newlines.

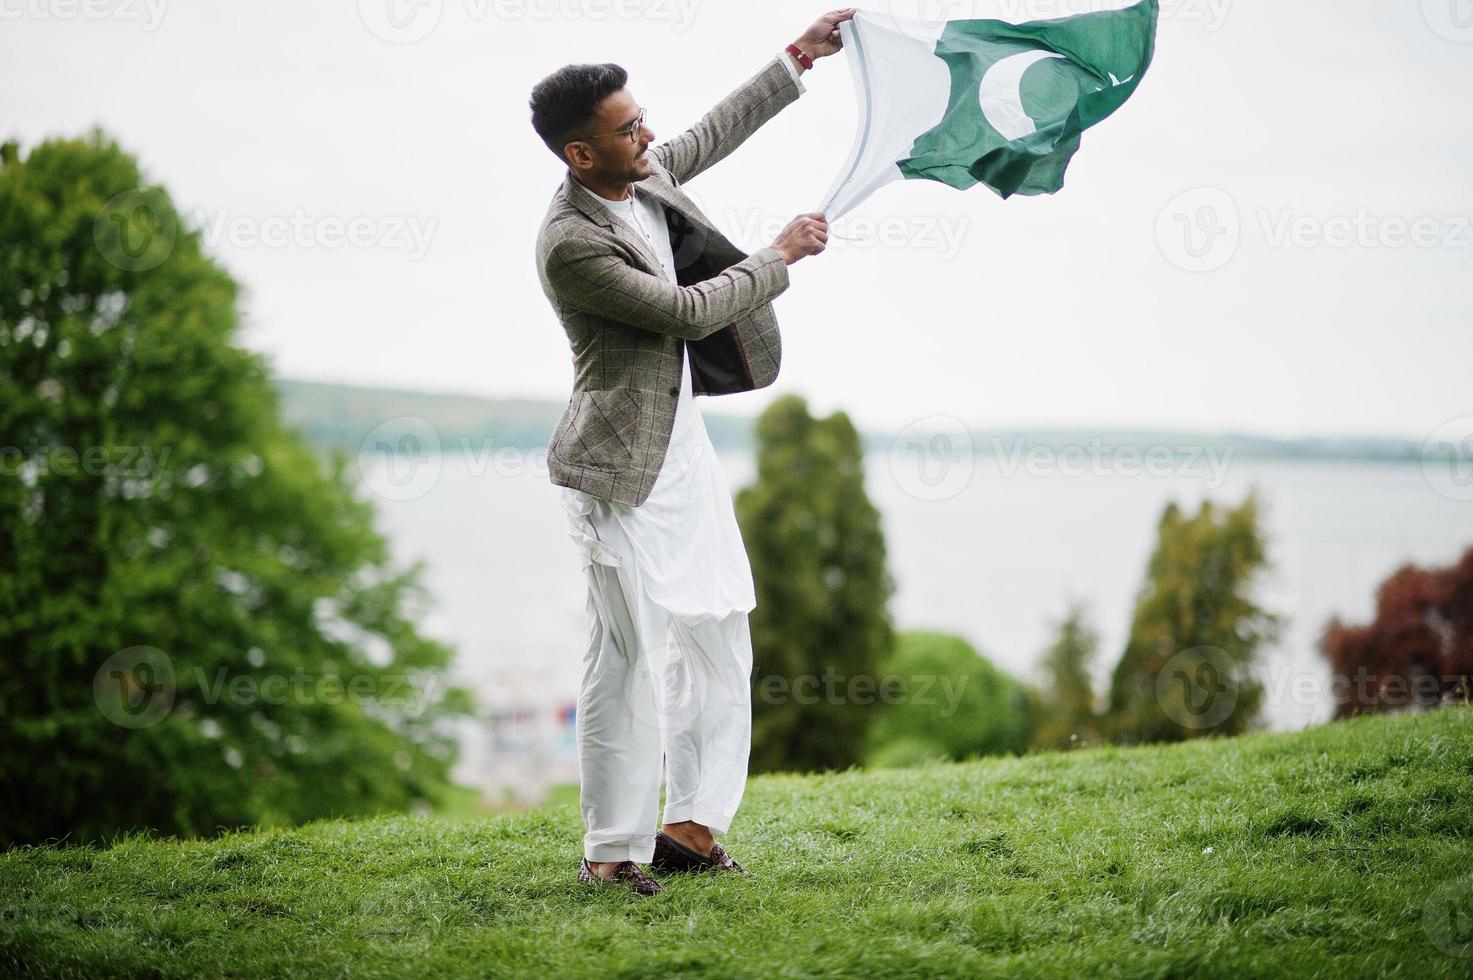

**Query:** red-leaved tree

left=1318, top=547, right=1473, bottom=718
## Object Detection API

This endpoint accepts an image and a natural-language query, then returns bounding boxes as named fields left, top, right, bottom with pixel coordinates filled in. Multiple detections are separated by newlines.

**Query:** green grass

left=3, top=708, right=1471, bottom=978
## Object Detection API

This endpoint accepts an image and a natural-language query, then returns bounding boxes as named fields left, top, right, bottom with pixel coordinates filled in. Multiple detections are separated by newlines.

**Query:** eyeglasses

left=569, top=109, right=646, bottom=145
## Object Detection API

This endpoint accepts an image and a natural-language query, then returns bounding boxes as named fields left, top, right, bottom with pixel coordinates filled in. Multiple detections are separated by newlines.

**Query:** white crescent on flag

left=977, top=50, right=1066, bottom=142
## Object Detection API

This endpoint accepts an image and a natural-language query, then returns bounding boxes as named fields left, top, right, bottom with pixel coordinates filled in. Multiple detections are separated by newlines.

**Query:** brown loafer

left=578, top=858, right=663, bottom=896
left=650, top=830, right=747, bottom=874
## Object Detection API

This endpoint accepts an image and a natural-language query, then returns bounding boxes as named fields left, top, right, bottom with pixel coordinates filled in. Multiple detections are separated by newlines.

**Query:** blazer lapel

left=636, top=177, right=704, bottom=234
left=562, top=170, right=665, bottom=275
left=638, top=176, right=729, bottom=254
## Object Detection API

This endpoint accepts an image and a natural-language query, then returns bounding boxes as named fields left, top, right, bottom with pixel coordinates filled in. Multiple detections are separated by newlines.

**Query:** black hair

left=529, top=63, right=629, bottom=161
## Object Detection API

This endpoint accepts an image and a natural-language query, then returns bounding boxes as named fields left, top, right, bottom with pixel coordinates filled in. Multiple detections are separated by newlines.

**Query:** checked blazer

left=535, top=56, right=803, bottom=508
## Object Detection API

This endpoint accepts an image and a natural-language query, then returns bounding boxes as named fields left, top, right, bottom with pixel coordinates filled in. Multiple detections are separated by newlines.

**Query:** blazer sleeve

left=544, top=234, right=791, bottom=342
left=649, top=57, right=803, bottom=186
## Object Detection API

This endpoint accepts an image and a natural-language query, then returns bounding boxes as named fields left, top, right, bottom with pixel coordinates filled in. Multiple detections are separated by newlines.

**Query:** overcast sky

left=5, top=0, right=1471, bottom=441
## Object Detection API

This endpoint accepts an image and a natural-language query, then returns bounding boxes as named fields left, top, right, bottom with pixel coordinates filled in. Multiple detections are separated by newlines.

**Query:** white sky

left=5, top=0, right=1471, bottom=441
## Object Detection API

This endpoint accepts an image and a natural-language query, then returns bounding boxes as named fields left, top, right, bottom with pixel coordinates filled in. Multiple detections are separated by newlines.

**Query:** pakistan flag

left=820, top=0, right=1158, bottom=219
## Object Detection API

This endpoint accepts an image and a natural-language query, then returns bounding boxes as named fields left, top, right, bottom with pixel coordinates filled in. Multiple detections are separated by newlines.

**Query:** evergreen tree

left=1030, top=598, right=1103, bottom=750
left=1104, top=491, right=1282, bottom=743
left=0, top=133, right=467, bottom=846
left=736, top=395, right=895, bottom=772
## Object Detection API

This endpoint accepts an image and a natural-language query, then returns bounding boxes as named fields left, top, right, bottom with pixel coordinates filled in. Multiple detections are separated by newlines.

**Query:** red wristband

left=785, top=43, right=814, bottom=70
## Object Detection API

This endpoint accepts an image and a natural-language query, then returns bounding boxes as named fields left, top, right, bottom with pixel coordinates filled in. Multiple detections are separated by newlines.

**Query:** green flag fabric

left=820, top=0, right=1158, bottom=218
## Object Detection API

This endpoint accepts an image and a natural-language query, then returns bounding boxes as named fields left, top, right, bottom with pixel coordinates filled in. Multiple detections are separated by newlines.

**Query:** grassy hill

left=3, top=708, right=1470, bottom=978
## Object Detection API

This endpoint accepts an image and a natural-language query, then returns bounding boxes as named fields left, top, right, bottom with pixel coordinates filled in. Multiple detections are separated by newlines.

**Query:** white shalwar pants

left=558, top=350, right=757, bottom=863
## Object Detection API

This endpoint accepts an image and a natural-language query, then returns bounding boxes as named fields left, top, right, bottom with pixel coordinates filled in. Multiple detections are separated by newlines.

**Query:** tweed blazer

left=536, top=56, right=803, bottom=508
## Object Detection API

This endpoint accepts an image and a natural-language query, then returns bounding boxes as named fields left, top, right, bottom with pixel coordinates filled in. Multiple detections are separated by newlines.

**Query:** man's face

left=565, top=87, right=655, bottom=183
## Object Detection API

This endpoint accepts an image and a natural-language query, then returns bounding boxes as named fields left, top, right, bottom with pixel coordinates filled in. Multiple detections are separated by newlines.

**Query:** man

left=530, top=10, right=853, bottom=897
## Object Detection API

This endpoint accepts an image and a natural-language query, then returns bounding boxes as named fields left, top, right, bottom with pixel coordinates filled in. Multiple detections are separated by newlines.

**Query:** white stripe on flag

left=818, top=12, right=951, bottom=221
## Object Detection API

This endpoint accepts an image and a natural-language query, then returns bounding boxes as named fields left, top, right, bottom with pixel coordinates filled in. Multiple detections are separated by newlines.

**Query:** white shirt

left=557, top=52, right=804, bottom=621
left=559, top=277, right=756, bottom=619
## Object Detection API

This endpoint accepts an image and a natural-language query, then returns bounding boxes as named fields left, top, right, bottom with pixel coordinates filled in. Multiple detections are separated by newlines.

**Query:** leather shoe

left=650, top=830, right=746, bottom=874
left=578, top=858, right=663, bottom=896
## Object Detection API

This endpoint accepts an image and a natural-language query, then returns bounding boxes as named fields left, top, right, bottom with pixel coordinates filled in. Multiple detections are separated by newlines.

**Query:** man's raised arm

left=651, top=9, right=855, bottom=185
left=543, top=212, right=831, bottom=341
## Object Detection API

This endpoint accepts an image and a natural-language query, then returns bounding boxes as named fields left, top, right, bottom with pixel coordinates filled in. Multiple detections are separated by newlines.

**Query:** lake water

left=355, top=449, right=1471, bottom=798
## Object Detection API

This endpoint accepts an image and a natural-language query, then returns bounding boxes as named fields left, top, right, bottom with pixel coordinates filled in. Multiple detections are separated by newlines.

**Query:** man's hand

left=772, top=212, right=829, bottom=265
left=793, top=8, right=857, bottom=62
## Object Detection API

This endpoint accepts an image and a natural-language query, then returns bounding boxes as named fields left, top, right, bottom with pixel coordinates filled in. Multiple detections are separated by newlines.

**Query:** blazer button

left=668, top=386, right=679, bottom=398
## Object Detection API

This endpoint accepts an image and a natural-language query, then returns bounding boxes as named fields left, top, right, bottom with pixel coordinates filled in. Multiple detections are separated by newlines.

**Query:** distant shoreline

left=273, top=376, right=1439, bottom=464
